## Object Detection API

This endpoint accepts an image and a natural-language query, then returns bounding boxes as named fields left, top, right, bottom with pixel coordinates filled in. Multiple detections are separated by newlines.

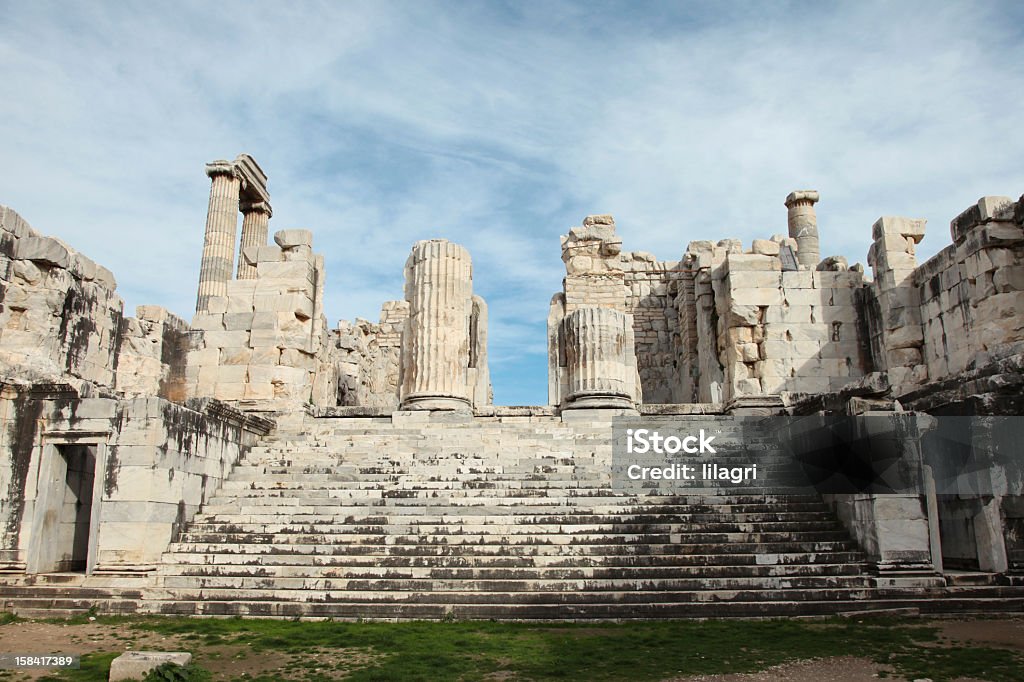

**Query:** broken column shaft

left=785, top=190, right=821, bottom=268
left=400, top=239, right=474, bottom=410
left=563, top=306, right=634, bottom=409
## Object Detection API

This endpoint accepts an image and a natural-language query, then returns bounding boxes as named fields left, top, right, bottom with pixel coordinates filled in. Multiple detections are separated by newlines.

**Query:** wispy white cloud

left=1, top=0, right=1022, bottom=404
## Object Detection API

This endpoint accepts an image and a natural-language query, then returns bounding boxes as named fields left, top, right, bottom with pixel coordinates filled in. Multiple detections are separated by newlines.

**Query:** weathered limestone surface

left=335, top=301, right=408, bottom=408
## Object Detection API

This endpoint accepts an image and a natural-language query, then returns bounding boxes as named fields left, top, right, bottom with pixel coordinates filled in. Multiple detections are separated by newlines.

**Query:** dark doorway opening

left=54, top=444, right=96, bottom=572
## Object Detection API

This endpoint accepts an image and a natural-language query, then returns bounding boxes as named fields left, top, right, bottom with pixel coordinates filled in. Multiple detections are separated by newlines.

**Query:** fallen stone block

left=274, top=229, right=313, bottom=248
left=109, top=652, right=192, bottom=682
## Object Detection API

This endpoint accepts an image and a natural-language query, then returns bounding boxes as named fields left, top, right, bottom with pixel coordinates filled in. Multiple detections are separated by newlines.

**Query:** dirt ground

left=672, top=618, right=1024, bottom=682
left=0, top=619, right=382, bottom=681
left=0, top=617, right=1021, bottom=681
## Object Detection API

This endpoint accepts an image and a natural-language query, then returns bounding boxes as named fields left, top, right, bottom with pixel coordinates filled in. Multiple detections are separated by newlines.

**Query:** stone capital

left=785, top=190, right=820, bottom=208
left=240, top=200, right=273, bottom=218
left=205, top=160, right=237, bottom=180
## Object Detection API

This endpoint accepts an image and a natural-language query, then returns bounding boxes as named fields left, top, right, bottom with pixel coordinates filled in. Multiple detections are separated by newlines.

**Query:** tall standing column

left=563, top=306, right=635, bottom=409
left=400, top=239, right=474, bottom=410
left=785, top=190, right=821, bottom=269
left=196, top=161, right=240, bottom=312
left=236, top=201, right=272, bottom=279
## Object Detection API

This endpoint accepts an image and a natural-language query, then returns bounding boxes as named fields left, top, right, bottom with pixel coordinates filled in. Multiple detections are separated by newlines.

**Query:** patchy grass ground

left=0, top=614, right=1021, bottom=681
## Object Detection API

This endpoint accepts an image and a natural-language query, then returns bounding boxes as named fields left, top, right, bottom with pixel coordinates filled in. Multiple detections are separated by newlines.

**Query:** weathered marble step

left=202, top=492, right=820, bottom=510
left=176, top=530, right=854, bottom=546
left=160, top=562, right=866, bottom=581
left=166, top=539, right=859, bottom=556
left=222, top=469, right=802, bottom=487
left=0, top=597, right=141, bottom=618
left=195, top=499, right=835, bottom=516
left=192, top=511, right=836, bottom=525
left=0, top=585, right=140, bottom=599
left=147, top=595, right=1024, bottom=620
left=159, top=550, right=866, bottom=568
left=155, top=573, right=874, bottom=592
left=192, top=501, right=834, bottom=519
left=183, top=520, right=844, bottom=535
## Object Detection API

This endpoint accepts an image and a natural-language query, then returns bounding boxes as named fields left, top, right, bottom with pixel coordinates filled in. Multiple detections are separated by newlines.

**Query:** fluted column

left=236, top=201, right=272, bottom=279
left=400, top=239, right=474, bottom=410
left=196, top=161, right=240, bottom=312
left=563, top=306, right=634, bottom=409
left=785, top=190, right=821, bottom=268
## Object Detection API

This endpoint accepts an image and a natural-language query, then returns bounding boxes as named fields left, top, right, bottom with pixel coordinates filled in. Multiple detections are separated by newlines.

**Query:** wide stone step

left=182, top=520, right=844, bottom=535
left=192, top=502, right=834, bottom=519
left=154, top=573, right=874, bottom=592
left=159, top=562, right=866, bottom=581
left=145, top=595, right=1024, bottom=620
left=159, top=550, right=865, bottom=568
left=192, top=511, right=837, bottom=525
left=200, top=493, right=821, bottom=510
left=176, top=530, right=853, bottom=546
left=166, top=540, right=859, bottom=556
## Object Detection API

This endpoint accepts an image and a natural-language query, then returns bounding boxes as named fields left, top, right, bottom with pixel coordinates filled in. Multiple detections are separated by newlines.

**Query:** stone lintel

left=234, top=153, right=270, bottom=204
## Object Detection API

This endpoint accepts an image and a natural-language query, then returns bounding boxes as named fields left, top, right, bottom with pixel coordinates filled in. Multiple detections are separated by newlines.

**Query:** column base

left=564, top=392, right=634, bottom=410
left=400, top=394, right=473, bottom=411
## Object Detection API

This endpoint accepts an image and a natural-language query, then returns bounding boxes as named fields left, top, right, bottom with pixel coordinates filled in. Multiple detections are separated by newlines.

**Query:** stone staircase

left=4, top=412, right=1022, bottom=619
left=140, top=413, right=893, bottom=619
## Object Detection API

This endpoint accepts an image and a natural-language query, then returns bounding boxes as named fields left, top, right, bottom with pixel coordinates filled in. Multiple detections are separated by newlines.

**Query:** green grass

left=15, top=616, right=1024, bottom=682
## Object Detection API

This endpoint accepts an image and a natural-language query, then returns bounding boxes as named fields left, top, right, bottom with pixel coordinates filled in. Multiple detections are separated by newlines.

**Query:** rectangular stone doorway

left=31, top=444, right=97, bottom=573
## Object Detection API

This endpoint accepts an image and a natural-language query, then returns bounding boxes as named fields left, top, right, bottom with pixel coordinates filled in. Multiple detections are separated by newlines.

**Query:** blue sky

left=2, top=1, right=1023, bottom=404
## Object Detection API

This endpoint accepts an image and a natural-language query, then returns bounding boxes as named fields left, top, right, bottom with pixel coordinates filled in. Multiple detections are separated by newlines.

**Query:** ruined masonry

left=0, top=154, right=1023, bottom=619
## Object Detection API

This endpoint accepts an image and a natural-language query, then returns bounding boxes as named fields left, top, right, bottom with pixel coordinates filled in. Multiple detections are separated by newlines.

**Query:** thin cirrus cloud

left=1, top=1, right=1021, bottom=405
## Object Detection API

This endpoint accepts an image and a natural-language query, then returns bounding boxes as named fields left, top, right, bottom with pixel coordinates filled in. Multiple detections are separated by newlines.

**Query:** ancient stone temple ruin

left=1, top=154, right=1022, bottom=619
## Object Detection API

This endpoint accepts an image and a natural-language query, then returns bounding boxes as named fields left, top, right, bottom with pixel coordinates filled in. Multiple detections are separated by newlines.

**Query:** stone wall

left=0, top=206, right=121, bottom=388
left=0, top=206, right=189, bottom=401
left=115, top=305, right=190, bottom=401
left=622, top=255, right=679, bottom=403
left=335, top=300, right=408, bottom=408
left=913, top=196, right=1024, bottom=383
left=0, top=382, right=271, bottom=573
left=184, top=229, right=333, bottom=412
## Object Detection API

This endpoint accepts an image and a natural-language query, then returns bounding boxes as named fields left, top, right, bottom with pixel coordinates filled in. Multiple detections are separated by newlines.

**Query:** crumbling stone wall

left=0, top=206, right=188, bottom=400
left=0, top=206, right=121, bottom=387
left=115, top=305, right=190, bottom=401
left=915, top=196, right=1024, bottom=382
left=623, top=255, right=679, bottom=403
left=185, top=229, right=333, bottom=411
left=335, top=300, right=408, bottom=408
